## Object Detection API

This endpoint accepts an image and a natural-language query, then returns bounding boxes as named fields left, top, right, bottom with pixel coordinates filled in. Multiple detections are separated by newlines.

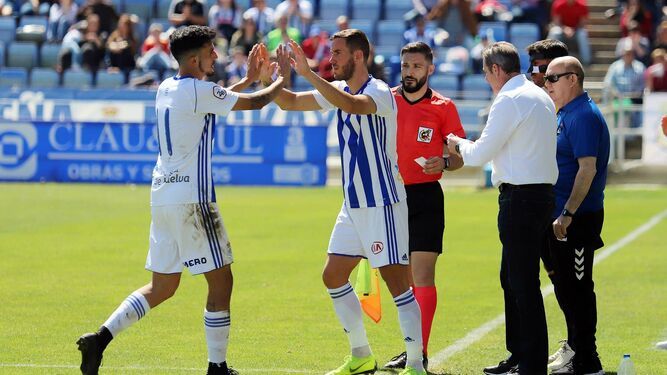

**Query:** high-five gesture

left=288, top=39, right=311, bottom=77
left=275, top=44, right=292, bottom=82
left=257, top=44, right=278, bottom=85
left=246, top=44, right=263, bottom=83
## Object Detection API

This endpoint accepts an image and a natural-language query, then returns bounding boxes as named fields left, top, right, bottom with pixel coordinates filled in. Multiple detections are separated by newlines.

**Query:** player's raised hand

left=288, top=39, right=310, bottom=76
left=246, top=44, right=263, bottom=83
left=276, top=44, right=291, bottom=82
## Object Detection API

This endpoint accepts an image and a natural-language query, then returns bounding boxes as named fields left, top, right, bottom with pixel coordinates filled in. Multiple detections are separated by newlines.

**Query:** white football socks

left=204, top=309, right=231, bottom=364
left=328, top=282, right=372, bottom=358
left=394, top=289, right=424, bottom=371
left=102, top=291, right=151, bottom=337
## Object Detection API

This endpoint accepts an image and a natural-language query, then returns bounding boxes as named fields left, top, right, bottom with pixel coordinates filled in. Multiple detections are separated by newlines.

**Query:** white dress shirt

left=458, top=74, right=558, bottom=186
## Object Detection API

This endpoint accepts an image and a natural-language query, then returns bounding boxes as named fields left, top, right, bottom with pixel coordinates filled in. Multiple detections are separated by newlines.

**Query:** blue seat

left=156, top=0, right=174, bottom=19
left=462, top=74, right=491, bottom=100
left=312, top=20, right=337, bottom=36
left=509, top=23, right=540, bottom=51
left=478, top=21, right=507, bottom=42
left=122, top=0, right=154, bottom=20
left=519, top=51, right=530, bottom=74
left=0, top=42, right=4, bottom=67
left=30, top=67, right=59, bottom=88
left=373, top=45, right=400, bottom=59
left=0, top=17, right=16, bottom=44
left=457, top=105, right=484, bottom=139
left=429, top=74, right=459, bottom=92
left=319, top=0, right=349, bottom=19
left=0, top=67, right=29, bottom=88
left=40, top=43, right=61, bottom=68
left=385, top=0, right=414, bottom=21
left=376, top=20, right=404, bottom=49
left=96, top=71, right=125, bottom=88
left=7, top=42, right=39, bottom=69
left=63, top=70, right=93, bottom=89
left=16, top=16, right=48, bottom=43
left=349, top=19, right=375, bottom=40
left=351, top=0, right=380, bottom=21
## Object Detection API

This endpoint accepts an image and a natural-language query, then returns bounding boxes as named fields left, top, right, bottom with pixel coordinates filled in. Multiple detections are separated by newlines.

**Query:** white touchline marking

left=0, top=363, right=318, bottom=374
left=429, top=209, right=667, bottom=368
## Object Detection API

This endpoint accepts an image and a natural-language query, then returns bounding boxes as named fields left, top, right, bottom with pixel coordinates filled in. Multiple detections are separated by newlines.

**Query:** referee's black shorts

left=405, top=181, right=445, bottom=254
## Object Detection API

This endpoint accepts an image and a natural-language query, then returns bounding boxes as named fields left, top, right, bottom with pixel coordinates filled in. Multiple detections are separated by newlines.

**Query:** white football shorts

left=327, top=200, right=409, bottom=268
left=147, top=203, right=233, bottom=275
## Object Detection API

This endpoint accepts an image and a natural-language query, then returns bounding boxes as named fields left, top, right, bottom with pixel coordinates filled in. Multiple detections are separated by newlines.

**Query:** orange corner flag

left=354, top=259, right=382, bottom=323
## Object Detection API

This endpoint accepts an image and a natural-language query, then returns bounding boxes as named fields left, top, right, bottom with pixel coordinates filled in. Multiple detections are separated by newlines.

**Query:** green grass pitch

left=0, top=183, right=666, bottom=374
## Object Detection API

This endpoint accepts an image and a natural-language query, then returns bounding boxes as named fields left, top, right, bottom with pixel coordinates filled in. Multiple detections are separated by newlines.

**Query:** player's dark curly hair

left=169, top=25, right=217, bottom=63
left=525, top=39, right=569, bottom=62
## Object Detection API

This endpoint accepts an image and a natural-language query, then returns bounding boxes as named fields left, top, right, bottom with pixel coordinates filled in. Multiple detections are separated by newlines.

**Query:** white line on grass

left=0, top=363, right=317, bottom=374
left=429, top=208, right=667, bottom=368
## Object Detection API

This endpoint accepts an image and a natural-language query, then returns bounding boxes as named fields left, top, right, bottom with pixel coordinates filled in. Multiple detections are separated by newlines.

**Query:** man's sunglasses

left=527, top=64, right=548, bottom=74
left=544, top=72, right=578, bottom=83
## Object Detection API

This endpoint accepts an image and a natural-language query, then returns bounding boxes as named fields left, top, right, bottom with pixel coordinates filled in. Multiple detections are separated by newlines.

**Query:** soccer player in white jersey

left=258, top=30, right=426, bottom=375
left=76, top=26, right=290, bottom=375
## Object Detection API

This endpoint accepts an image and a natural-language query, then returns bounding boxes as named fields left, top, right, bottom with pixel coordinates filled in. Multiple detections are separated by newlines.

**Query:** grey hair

left=482, top=42, right=521, bottom=74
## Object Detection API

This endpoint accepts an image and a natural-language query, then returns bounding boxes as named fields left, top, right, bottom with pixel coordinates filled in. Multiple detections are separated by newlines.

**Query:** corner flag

left=354, top=259, right=382, bottom=323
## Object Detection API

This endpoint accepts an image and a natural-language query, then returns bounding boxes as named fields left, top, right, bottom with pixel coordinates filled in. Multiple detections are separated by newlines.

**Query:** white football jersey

left=151, top=75, right=239, bottom=206
left=312, top=76, right=406, bottom=208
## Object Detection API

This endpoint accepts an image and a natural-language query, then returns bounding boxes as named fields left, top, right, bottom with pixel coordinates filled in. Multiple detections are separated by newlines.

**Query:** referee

left=447, top=42, right=557, bottom=375
left=385, top=41, right=466, bottom=370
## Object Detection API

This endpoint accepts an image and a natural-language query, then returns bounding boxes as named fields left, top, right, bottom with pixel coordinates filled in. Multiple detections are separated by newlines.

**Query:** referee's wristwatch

left=455, top=143, right=461, bottom=154
left=442, top=157, right=450, bottom=171
left=562, top=208, right=575, bottom=217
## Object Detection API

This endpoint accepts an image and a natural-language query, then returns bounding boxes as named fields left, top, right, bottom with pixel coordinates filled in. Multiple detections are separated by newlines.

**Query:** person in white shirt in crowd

left=446, top=41, right=557, bottom=375
left=243, top=0, right=275, bottom=35
left=274, top=0, right=313, bottom=36
left=48, top=0, right=79, bottom=42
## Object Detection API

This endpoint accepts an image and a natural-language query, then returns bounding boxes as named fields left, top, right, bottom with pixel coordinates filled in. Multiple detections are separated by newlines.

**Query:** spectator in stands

left=169, top=0, right=207, bottom=28
left=225, top=46, right=248, bottom=85
left=266, top=13, right=301, bottom=53
left=645, top=48, right=667, bottom=92
left=107, top=13, right=137, bottom=73
left=0, top=0, right=14, bottom=16
left=19, top=0, right=50, bottom=16
left=48, top=0, right=78, bottom=42
left=58, top=13, right=106, bottom=72
left=512, top=0, right=550, bottom=32
left=243, top=0, right=274, bottom=35
left=274, top=0, right=312, bottom=36
left=604, top=40, right=646, bottom=127
left=336, top=15, right=349, bottom=31
left=404, top=14, right=437, bottom=48
left=470, top=32, right=491, bottom=73
left=428, top=0, right=478, bottom=48
left=547, top=0, right=591, bottom=65
left=138, top=22, right=174, bottom=73
left=230, top=14, right=262, bottom=56
left=208, top=0, right=242, bottom=44
left=301, top=26, right=332, bottom=80
left=412, top=0, right=441, bottom=18
left=615, top=21, right=650, bottom=66
left=619, top=0, right=653, bottom=40
left=368, top=44, right=388, bottom=82
left=474, top=0, right=508, bottom=23
left=652, top=20, right=667, bottom=53
left=77, top=0, right=118, bottom=36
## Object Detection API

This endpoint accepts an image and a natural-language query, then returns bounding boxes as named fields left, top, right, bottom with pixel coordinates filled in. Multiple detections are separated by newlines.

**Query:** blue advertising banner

left=0, top=121, right=327, bottom=186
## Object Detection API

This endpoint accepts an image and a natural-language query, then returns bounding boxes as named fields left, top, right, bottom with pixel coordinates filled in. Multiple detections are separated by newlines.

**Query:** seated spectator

left=274, top=0, right=312, bottom=36
left=19, top=0, right=50, bottom=17
left=243, top=0, right=274, bottom=35
left=58, top=13, right=105, bottom=71
left=230, top=14, right=262, bottom=56
left=336, top=15, right=349, bottom=31
left=224, top=46, right=248, bottom=85
left=604, top=40, right=646, bottom=127
left=645, top=48, right=667, bottom=92
left=615, top=21, right=650, bottom=66
left=138, top=23, right=174, bottom=73
left=77, top=0, right=118, bottom=36
left=619, top=0, right=652, bottom=40
left=547, top=0, right=591, bottom=65
left=48, top=0, right=78, bottom=42
left=266, top=13, right=301, bottom=53
left=368, top=45, right=387, bottom=82
left=0, top=0, right=15, bottom=16
left=653, top=20, right=667, bottom=54
left=208, top=0, right=242, bottom=43
left=470, top=32, right=491, bottom=73
left=428, top=0, right=477, bottom=48
left=439, top=45, right=469, bottom=75
left=404, top=14, right=436, bottom=48
left=301, top=26, right=330, bottom=74
left=169, top=0, right=206, bottom=28
left=474, top=0, right=508, bottom=22
left=107, top=13, right=137, bottom=72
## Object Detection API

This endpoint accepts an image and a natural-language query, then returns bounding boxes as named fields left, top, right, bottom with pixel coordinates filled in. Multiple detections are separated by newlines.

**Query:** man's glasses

left=527, top=64, right=548, bottom=74
left=544, top=72, right=578, bottom=83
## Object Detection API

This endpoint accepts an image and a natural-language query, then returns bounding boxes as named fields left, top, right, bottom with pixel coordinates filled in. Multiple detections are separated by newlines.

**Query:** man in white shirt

left=259, top=30, right=426, bottom=375
left=447, top=41, right=557, bottom=375
left=76, top=26, right=290, bottom=375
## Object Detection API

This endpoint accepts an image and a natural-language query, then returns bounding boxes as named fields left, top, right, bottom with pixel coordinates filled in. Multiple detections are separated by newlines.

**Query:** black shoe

left=76, top=333, right=104, bottom=375
left=574, top=353, right=604, bottom=375
left=383, top=351, right=428, bottom=370
left=483, top=357, right=519, bottom=375
left=207, top=361, right=239, bottom=375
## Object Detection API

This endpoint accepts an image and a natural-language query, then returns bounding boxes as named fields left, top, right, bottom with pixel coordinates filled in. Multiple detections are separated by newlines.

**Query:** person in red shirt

left=384, top=41, right=465, bottom=371
left=547, top=0, right=591, bottom=65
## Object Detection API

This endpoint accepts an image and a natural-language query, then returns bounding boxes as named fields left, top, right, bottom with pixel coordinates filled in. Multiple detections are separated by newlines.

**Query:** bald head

left=550, top=56, right=585, bottom=88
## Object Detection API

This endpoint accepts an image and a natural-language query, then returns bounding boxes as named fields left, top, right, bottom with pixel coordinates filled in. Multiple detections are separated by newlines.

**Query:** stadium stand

left=0, top=67, right=29, bottom=88
left=39, top=43, right=61, bottom=69
left=30, top=67, right=60, bottom=88
left=7, top=42, right=39, bottom=70
left=63, top=70, right=93, bottom=89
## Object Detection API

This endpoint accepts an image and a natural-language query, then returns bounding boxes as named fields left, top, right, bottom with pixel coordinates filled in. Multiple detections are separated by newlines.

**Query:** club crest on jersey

left=370, top=241, right=384, bottom=254
left=213, top=86, right=227, bottom=100
left=417, top=127, right=433, bottom=143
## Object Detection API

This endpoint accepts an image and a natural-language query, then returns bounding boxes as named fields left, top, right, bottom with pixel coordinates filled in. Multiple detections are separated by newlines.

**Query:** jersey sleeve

left=364, top=81, right=396, bottom=117
left=442, top=101, right=466, bottom=139
left=568, top=112, right=602, bottom=159
left=311, top=80, right=344, bottom=112
left=193, top=80, right=240, bottom=116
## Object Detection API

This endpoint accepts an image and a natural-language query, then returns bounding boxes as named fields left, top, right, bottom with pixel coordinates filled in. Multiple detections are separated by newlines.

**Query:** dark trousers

left=498, top=183, right=554, bottom=375
left=548, top=209, right=604, bottom=370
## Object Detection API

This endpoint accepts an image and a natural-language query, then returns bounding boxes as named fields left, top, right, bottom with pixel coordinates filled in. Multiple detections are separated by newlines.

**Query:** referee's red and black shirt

left=392, top=86, right=466, bottom=185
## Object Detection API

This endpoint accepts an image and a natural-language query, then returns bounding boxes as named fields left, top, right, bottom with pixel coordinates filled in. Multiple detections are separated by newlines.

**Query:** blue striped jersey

left=151, top=76, right=239, bottom=206
left=312, top=76, right=406, bottom=208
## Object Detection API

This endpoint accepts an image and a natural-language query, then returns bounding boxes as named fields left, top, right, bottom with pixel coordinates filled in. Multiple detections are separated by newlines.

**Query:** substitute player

left=384, top=41, right=465, bottom=371
left=258, top=31, right=426, bottom=375
left=76, top=26, right=290, bottom=375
